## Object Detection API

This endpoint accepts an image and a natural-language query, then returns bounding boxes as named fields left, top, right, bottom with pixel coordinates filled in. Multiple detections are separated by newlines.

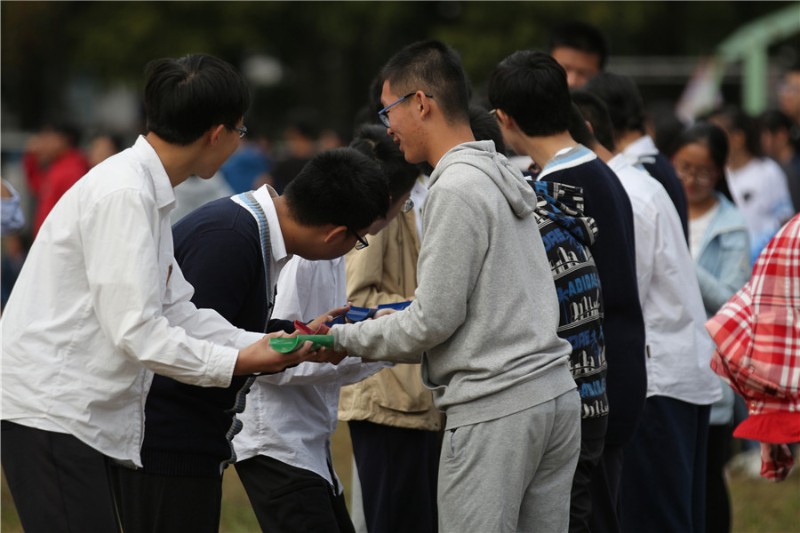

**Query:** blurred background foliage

left=1, top=1, right=796, bottom=139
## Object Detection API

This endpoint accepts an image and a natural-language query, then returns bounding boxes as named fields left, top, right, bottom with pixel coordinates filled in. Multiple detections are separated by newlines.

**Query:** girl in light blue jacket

left=672, top=122, right=750, bottom=533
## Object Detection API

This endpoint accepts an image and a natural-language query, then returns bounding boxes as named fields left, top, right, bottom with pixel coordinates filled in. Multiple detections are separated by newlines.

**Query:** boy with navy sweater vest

left=109, top=147, right=390, bottom=533
left=488, top=50, right=645, bottom=533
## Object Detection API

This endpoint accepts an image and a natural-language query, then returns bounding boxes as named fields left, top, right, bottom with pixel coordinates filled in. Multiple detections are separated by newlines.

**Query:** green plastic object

left=269, top=334, right=334, bottom=353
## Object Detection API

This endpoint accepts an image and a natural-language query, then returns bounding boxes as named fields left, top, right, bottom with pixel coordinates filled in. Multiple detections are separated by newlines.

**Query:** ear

left=416, top=91, right=432, bottom=119
left=208, top=124, right=226, bottom=146
left=584, top=120, right=596, bottom=135
left=322, top=225, right=349, bottom=244
left=495, top=109, right=514, bottom=131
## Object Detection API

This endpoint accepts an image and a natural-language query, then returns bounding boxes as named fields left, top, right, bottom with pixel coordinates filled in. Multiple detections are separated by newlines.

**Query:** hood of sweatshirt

left=429, top=140, right=537, bottom=219
left=530, top=179, right=598, bottom=247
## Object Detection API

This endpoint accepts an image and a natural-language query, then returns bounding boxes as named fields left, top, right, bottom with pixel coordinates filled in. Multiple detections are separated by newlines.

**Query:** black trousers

left=349, top=420, right=440, bottom=533
left=705, top=423, right=733, bottom=533
left=588, top=442, right=625, bottom=533
left=1, top=421, right=120, bottom=533
left=109, top=464, right=222, bottom=533
left=619, top=398, right=710, bottom=533
left=569, top=416, right=608, bottom=533
left=236, top=454, right=354, bottom=533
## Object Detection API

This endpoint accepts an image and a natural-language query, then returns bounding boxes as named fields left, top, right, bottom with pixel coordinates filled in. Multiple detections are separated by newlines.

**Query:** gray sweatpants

left=437, top=390, right=581, bottom=533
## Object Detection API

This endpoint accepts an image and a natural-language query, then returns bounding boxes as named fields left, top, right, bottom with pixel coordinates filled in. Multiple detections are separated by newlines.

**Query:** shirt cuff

left=205, top=345, right=239, bottom=388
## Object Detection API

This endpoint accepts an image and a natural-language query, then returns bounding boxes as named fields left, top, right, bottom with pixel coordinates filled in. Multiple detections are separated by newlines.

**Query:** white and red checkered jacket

left=706, top=213, right=800, bottom=444
left=707, top=213, right=800, bottom=480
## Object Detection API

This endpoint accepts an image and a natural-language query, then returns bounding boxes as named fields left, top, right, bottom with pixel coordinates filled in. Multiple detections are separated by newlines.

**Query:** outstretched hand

left=306, top=304, right=351, bottom=332
left=306, top=346, right=349, bottom=366
left=234, top=331, right=321, bottom=375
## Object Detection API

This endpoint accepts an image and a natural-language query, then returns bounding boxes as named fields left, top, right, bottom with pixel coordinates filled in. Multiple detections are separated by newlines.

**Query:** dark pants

left=569, top=416, right=607, bottom=533
left=236, top=454, right=354, bottom=533
left=588, top=441, right=625, bottom=533
left=1, top=421, right=119, bottom=533
left=620, top=397, right=710, bottom=533
left=349, top=420, right=440, bottom=533
left=109, top=464, right=222, bottom=533
left=706, top=423, right=733, bottom=533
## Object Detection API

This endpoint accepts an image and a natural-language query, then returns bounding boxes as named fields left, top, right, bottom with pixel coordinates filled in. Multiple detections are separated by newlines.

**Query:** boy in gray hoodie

left=330, top=40, right=580, bottom=533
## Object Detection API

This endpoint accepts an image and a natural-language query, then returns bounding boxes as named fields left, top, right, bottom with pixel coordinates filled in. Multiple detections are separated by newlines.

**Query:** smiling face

left=381, top=81, right=427, bottom=165
left=672, top=141, right=720, bottom=207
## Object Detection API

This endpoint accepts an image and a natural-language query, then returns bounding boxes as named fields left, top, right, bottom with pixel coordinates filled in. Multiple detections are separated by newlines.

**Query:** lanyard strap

left=232, top=191, right=275, bottom=328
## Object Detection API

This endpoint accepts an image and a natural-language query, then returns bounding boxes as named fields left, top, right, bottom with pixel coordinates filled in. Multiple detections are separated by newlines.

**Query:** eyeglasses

left=401, top=198, right=414, bottom=214
left=378, top=92, right=433, bottom=128
left=674, top=162, right=716, bottom=185
left=349, top=228, right=369, bottom=250
left=233, top=125, right=248, bottom=139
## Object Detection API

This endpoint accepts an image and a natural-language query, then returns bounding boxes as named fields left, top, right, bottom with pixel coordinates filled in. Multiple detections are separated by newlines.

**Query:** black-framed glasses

left=233, top=125, right=248, bottom=139
left=378, top=92, right=433, bottom=128
left=349, top=228, right=369, bottom=250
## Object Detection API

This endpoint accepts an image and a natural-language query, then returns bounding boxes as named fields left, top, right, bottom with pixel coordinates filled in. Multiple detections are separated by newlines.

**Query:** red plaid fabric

left=707, top=214, right=800, bottom=441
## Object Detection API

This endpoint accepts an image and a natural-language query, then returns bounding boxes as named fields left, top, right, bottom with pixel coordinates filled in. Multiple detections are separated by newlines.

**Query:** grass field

left=3, top=424, right=799, bottom=532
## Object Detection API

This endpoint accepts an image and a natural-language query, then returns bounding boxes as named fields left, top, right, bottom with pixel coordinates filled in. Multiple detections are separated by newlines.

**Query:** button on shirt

left=1, top=136, right=264, bottom=467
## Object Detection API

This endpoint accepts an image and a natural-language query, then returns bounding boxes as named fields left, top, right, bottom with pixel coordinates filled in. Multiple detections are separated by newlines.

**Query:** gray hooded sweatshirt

left=332, top=141, right=575, bottom=429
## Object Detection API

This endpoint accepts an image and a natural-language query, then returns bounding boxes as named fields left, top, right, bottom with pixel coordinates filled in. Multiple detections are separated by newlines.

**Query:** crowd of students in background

left=1, top=19, right=799, bottom=533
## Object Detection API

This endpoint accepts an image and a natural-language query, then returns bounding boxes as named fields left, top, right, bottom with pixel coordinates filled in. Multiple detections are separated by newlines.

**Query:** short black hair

left=89, top=132, right=125, bottom=153
left=583, top=72, right=646, bottom=135
left=570, top=90, right=616, bottom=152
left=760, top=109, right=794, bottom=133
left=488, top=50, right=571, bottom=137
left=350, top=123, right=419, bottom=201
left=648, top=103, right=687, bottom=155
left=144, top=54, right=250, bottom=145
left=567, top=103, right=596, bottom=149
left=381, top=40, right=471, bottom=124
left=283, top=147, right=389, bottom=231
left=547, top=21, right=609, bottom=70
left=469, top=105, right=506, bottom=154
left=285, top=107, right=321, bottom=140
left=43, top=121, right=82, bottom=148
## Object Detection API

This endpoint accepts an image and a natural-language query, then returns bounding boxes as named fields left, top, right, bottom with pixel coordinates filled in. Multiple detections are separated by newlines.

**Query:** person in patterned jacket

left=707, top=213, right=800, bottom=481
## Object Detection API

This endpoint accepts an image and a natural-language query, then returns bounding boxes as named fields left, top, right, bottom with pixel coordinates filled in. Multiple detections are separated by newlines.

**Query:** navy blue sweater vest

left=142, top=197, right=291, bottom=477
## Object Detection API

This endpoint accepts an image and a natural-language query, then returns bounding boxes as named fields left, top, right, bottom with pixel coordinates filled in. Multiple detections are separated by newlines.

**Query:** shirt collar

left=132, top=135, right=176, bottom=210
left=623, top=135, right=658, bottom=158
left=251, top=185, right=290, bottom=266
left=536, top=144, right=596, bottom=181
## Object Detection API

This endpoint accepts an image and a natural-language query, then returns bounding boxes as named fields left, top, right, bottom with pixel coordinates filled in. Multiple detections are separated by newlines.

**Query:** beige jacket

left=337, top=209, right=442, bottom=431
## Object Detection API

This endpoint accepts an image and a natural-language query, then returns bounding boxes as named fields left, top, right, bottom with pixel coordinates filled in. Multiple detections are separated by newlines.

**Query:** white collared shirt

left=235, top=256, right=388, bottom=490
left=1, top=136, right=264, bottom=466
left=621, top=134, right=659, bottom=166
left=608, top=154, right=721, bottom=405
